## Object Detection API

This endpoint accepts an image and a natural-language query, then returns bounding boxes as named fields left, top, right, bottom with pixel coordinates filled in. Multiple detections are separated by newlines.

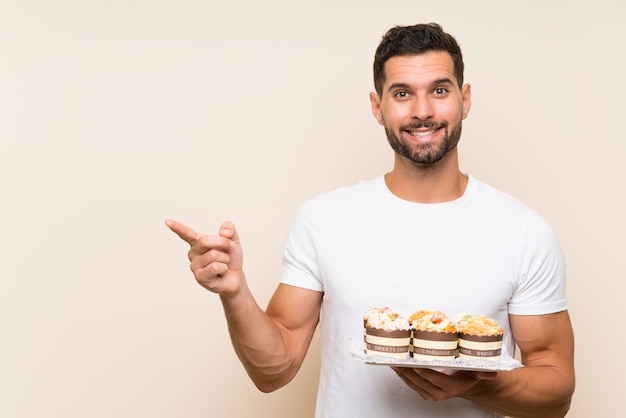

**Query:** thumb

left=219, top=221, right=240, bottom=244
left=219, top=221, right=243, bottom=271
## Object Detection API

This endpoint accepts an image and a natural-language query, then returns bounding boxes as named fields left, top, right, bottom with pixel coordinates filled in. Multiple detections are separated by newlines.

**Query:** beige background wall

left=1, top=0, right=624, bottom=417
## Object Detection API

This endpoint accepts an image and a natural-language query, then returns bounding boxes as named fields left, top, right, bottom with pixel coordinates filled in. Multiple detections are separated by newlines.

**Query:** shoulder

left=469, top=176, right=531, bottom=210
left=298, top=176, right=383, bottom=214
left=467, top=175, right=560, bottom=240
left=468, top=176, right=543, bottom=223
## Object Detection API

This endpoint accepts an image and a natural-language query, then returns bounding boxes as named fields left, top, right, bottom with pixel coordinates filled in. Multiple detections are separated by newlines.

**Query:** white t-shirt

left=281, top=175, right=567, bottom=418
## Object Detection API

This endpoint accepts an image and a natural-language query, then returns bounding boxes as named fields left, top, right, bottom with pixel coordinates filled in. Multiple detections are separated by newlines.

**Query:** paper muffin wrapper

left=458, top=333, right=503, bottom=360
left=364, top=325, right=411, bottom=358
left=411, top=330, right=459, bottom=360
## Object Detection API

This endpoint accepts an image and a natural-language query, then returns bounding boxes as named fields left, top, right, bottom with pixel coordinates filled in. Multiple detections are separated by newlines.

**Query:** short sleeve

left=508, top=212, right=567, bottom=315
left=280, top=200, right=324, bottom=292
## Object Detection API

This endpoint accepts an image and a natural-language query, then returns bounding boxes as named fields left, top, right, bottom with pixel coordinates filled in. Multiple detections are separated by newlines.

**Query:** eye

left=393, top=90, right=410, bottom=99
left=433, top=87, right=448, bottom=96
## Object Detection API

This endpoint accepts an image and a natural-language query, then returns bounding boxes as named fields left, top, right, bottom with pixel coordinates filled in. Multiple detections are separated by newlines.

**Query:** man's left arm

left=465, top=310, right=575, bottom=417
left=393, top=310, right=575, bottom=418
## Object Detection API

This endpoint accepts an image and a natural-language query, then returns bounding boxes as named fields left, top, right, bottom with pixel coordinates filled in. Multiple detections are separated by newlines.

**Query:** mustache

left=401, top=121, right=448, bottom=130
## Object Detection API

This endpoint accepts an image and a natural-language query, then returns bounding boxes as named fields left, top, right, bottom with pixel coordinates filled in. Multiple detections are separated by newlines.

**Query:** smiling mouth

left=404, top=126, right=444, bottom=141
left=408, top=129, right=439, bottom=137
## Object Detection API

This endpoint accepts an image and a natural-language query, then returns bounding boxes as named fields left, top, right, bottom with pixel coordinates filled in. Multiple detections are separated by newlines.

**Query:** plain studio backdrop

left=1, top=0, right=624, bottom=417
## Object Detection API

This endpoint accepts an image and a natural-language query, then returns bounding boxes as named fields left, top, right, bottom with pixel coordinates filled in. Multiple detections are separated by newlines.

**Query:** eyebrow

left=386, top=78, right=455, bottom=94
left=386, top=83, right=411, bottom=94
left=432, top=78, right=455, bottom=86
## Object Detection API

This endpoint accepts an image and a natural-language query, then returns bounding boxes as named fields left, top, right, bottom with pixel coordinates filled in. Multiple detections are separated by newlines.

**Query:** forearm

left=219, top=277, right=296, bottom=392
left=465, top=366, right=574, bottom=417
left=167, top=220, right=312, bottom=392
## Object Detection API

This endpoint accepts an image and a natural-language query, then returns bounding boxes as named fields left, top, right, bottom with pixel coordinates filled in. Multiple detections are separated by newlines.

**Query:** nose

left=411, top=95, right=434, bottom=120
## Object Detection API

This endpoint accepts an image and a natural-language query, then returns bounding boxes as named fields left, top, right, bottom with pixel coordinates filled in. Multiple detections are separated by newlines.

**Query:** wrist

left=219, top=272, right=247, bottom=304
left=463, top=374, right=498, bottom=401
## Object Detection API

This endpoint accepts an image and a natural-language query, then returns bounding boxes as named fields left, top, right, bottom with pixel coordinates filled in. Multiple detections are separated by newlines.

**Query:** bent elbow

left=547, top=386, right=574, bottom=418
left=253, top=376, right=289, bottom=393
left=555, top=395, right=573, bottom=418
left=248, top=366, right=296, bottom=393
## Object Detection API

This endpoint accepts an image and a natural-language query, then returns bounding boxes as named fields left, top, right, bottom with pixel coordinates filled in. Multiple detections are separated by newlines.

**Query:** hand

left=391, top=367, right=497, bottom=402
left=165, top=219, right=244, bottom=297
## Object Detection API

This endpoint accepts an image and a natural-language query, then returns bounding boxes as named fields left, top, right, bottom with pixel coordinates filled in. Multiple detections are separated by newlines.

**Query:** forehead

left=383, top=51, right=456, bottom=90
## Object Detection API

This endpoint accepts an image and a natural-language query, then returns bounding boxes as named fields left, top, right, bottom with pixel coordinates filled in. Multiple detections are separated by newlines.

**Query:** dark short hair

left=373, top=23, right=464, bottom=95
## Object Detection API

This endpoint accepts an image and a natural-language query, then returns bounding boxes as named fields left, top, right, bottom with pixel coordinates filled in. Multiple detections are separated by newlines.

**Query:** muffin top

left=454, top=314, right=503, bottom=336
left=364, top=307, right=410, bottom=331
left=409, top=310, right=458, bottom=333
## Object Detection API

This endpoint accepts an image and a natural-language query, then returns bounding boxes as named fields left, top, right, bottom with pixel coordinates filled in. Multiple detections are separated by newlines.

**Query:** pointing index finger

left=165, top=219, right=201, bottom=245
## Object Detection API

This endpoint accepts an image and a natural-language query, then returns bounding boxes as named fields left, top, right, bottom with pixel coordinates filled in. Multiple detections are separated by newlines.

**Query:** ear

left=369, top=91, right=384, bottom=125
left=461, top=83, right=472, bottom=120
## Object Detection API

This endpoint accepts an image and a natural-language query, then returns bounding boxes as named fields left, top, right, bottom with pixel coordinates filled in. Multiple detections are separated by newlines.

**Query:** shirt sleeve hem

left=280, top=276, right=324, bottom=292
left=508, top=301, right=568, bottom=316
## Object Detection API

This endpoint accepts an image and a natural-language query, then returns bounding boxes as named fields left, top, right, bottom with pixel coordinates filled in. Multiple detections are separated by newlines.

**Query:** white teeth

left=410, top=130, right=436, bottom=137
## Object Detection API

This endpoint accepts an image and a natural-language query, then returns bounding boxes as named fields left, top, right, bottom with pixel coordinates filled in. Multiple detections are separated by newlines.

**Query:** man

left=166, top=23, right=575, bottom=417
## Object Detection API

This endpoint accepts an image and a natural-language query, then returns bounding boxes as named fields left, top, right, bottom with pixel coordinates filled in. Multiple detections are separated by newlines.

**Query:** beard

left=384, top=118, right=463, bottom=165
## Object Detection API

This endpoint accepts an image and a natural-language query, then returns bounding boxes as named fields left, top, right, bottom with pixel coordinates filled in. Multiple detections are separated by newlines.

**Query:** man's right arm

left=222, top=282, right=322, bottom=392
left=165, top=219, right=322, bottom=392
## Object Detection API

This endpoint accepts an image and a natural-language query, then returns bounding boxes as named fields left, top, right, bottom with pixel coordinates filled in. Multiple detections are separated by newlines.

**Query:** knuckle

left=196, top=235, right=211, bottom=247
left=210, top=249, right=230, bottom=264
left=207, top=262, right=225, bottom=276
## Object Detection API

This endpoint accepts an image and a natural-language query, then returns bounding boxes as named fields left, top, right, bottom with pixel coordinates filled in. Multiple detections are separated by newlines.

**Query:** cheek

left=379, top=105, right=405, bottom=127
left=437, top=103, right=465, bottom=123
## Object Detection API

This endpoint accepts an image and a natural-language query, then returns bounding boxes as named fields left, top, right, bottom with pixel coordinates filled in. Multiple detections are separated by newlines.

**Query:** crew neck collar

left=377, top=173, right=474, bottom=209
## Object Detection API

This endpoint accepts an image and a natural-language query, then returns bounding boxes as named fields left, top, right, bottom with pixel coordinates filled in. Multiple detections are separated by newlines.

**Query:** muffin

left=409, top=310, right=459, bottom=361
left=455, top=314, right=504, bottom=361
left=363, top=307, right=411, bottom=359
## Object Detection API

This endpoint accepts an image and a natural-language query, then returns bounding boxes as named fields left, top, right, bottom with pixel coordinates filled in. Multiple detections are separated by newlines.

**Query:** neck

left=384, top=149, right=467, bottom=203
